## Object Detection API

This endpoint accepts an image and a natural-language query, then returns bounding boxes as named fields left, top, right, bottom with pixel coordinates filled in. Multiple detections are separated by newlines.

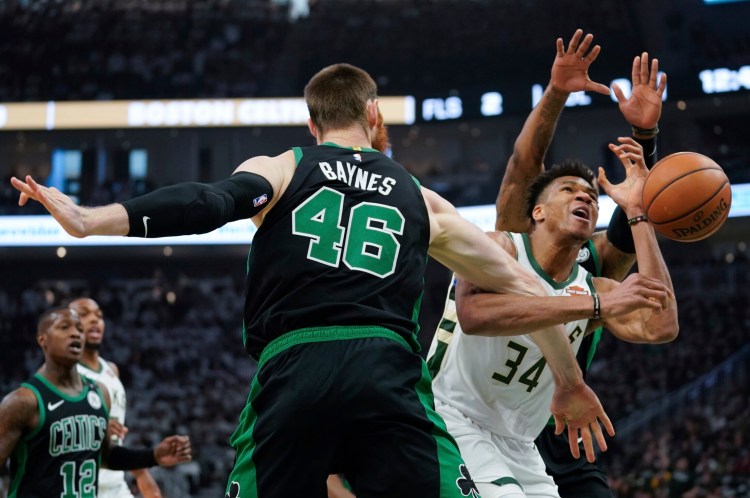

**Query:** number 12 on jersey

left=292, top=187, right=405, bottom=278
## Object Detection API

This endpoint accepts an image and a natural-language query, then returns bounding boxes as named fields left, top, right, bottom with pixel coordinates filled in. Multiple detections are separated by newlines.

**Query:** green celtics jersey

left=243, top=142, right=430, bottom=358
left=8, top=373, right=108, bottom=498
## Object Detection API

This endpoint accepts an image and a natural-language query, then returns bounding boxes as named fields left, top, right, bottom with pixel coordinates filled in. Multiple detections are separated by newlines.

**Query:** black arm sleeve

left=634, top=135, right=658, bottom=168
left=120, top=172, right=274, bottom=237
left=606, top=134, right=658, bottom=254
left=106, top=446, right=158, bottom=471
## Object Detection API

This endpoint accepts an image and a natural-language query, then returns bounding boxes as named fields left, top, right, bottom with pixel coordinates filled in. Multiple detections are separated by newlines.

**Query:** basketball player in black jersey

left=11, top=63, right=612, bottom=498
left=0, top=306, right=192, bottom=498
left=493, top=31, right=667, bottom=497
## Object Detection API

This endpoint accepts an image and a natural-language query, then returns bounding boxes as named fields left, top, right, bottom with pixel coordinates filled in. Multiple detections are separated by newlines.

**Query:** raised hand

left=550, top=29, right=610, bottom=96
left=612, top=52, right=666, bottom=130
left=550, top=382, right=615, bottom=462
left=154, top=434, right=192, bottom=467
left=10, top=175, right=88, bottom=237
left=598, top=137, right=649, bottom=217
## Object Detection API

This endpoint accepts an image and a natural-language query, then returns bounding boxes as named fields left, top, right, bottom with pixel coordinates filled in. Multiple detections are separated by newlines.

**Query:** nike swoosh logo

left=143, top=216, right=150, bottom=238
left=48, top=400, right=64, bottom=411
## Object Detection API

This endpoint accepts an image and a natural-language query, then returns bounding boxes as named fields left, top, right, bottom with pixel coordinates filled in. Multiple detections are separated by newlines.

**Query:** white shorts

left=436, top=400, right=559, bottom=498
left=98, top=476, right=134, bottom=498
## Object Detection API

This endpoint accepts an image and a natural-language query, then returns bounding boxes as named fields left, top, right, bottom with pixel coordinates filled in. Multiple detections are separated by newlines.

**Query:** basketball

left=642, top=152, right=732, bottom=242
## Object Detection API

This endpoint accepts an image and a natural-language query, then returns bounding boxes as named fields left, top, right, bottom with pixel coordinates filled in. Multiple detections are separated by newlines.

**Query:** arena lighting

left=0, top=96, right=416, bottom=130
left=1, top=184, right=749, bottom=247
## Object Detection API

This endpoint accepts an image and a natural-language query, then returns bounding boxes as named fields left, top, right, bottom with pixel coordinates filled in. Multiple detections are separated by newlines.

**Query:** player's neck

left=39, top=363, right=83, bottom=392
left=80, top=350, right=101, bottom=371
left=528, top=230, right=581, bottom=282
left=318, top=125, right=373, bottom=150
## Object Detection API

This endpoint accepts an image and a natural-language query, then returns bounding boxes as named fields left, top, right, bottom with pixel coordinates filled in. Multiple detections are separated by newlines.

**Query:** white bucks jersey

left=78, top=358, right=129, bottom=490
left=428, top=232, right=594, bottom=441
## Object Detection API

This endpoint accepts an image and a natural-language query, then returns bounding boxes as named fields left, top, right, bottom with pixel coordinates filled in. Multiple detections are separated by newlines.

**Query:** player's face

left=40, top=309, right=85, bottom=365
left=69, top=298, right=105, bottom=349
left=538, top=176, right=599, bottom=239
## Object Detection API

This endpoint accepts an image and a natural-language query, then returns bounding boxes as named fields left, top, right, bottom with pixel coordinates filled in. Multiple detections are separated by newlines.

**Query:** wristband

left=631, top=124, right=659, bottom=137
left=627, top=214, right=648, bottom=226
left=592, top=293, right=601, bottom=321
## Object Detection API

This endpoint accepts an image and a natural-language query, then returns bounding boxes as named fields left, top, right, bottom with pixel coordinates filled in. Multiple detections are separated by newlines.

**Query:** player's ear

left=532, top=204, right=545, bottom=223
left=366, top=99, right=379, bottom=129
left=37, top=331, right=46, bottom=348
left=307, top=118, right=320, bottom=140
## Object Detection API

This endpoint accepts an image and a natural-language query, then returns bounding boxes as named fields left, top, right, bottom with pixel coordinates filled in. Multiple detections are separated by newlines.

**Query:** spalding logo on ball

left=642, top=152, right=732, bottom=242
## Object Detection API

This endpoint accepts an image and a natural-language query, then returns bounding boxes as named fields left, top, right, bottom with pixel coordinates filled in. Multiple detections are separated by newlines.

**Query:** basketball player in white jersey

left=70, top=297, right=163, bottom=498
left=427, top=138, right=678, bottom=498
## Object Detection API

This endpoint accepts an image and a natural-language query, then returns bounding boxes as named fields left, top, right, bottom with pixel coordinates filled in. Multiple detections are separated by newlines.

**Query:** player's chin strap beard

left=85, top=342, right=101, bottom=351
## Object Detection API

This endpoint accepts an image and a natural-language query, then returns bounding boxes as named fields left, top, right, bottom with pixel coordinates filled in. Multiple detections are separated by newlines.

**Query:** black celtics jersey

left=243, top=142, right=430, bottom=358
left=9, top=373, right=109, bottom=498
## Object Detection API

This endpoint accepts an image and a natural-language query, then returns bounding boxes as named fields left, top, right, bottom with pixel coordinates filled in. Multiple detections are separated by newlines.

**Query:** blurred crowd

left=0, top=254, right=748, bottom=496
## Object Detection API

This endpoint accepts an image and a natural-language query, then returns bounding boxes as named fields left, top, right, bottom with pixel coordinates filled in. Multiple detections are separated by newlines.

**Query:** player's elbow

left=456, top=306, right=491, bottom=336
left=645, top=322, right=679, bottom=344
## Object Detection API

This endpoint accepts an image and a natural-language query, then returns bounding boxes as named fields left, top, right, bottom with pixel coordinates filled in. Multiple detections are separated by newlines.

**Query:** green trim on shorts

left=226, top=375, right=264, bottom=497
left=492, top=476, right=523, bottom=489
left=415, top=360, right=471, bottom=496
left=258, top=326, right=411, bottom=368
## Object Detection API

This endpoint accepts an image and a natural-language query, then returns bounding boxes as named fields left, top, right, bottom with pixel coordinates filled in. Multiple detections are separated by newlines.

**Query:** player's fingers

left=581, top=426, right=595, bottom=463
left=597, top=166, right=611, bottom=191
left=568, top=426, right=580, bottom=459
left=640, top=52, right=649, bottom=85
left=649, top=58, right=659, bottom=87
left=600, top=411, right=615, bottom=437
left=657, top=72, right=668, bottom=97
left=553, top=414, right=566, bottom=435
left=592, top=421, right=608, bottom=453
left=631, top=55, right=640, bottom=84
left=585, top=44, right=602, bottom=63
left=576, top=32, right=594, bottom=58
left=567, top=29, right=583, bottom=54
left=556, top=38, right=565, bottom=57
left=611, top=82, right=626, bottom=103
left=585, top=78, right=610, bottom=96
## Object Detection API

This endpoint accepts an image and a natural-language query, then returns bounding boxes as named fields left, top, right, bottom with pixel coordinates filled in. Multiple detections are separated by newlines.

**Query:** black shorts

left=225, top=326, right=477, bottom=498
left=535, top=424, right=613, bottom=498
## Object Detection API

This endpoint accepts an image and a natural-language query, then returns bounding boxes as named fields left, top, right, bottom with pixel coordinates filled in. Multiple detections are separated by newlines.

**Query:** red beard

left=372, top=110, right=391, bottom=154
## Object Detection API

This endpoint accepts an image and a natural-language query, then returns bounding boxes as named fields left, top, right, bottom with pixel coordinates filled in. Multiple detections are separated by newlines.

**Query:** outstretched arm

left=496, top=29, right=610, bottom=232
left=9, top=152, right=293, bottom=238
left=595, top=53, right=667, bottom=281
left=595, top=138, right=678, bottom=343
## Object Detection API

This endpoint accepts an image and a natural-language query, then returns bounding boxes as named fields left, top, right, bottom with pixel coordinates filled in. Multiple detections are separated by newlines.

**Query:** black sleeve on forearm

left=606, top=205, right=635, bottom=254
left=634, top=135, right=658, bottom=168
left=106, top=446, right=158, bottom=471
left=120, top=172, right=273, bottom=237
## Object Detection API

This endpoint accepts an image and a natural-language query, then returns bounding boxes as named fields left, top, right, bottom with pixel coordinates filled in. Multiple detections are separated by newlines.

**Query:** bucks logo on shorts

left=456, top=464, right=479, bottom=497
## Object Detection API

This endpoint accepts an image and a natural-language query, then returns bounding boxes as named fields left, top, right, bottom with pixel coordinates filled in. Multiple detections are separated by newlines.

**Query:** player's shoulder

left=0, top=385, right=39, bottom=419
left=235, top=150, right=296, bottom=175
left=100, top=358, right=120, bottom=377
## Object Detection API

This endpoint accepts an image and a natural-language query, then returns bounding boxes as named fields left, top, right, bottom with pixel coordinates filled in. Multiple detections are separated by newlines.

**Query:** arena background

left=1, top=0, right=749, bottom=496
